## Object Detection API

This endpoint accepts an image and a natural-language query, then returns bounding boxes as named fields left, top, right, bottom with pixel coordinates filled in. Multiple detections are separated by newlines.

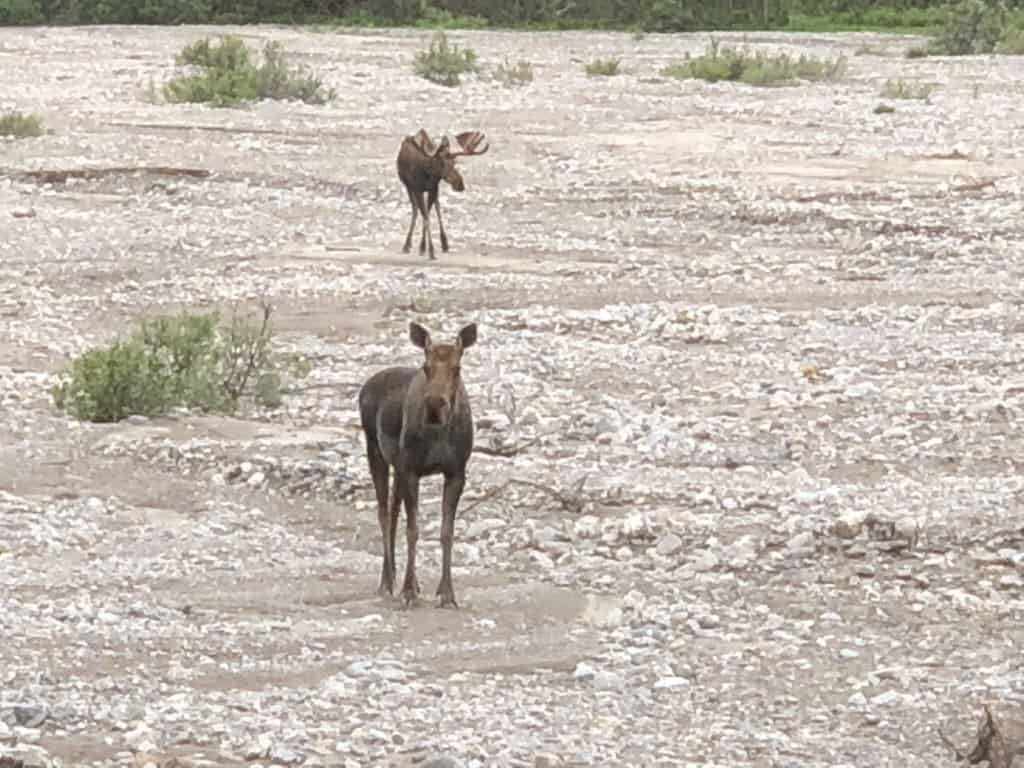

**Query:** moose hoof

left=402, top=244, right=411, bottom=254
left=436, top=584, right=459, bottom=609
left=400, top=588, right=419, bottom=608
left=377, top=582, right=394, bottom=598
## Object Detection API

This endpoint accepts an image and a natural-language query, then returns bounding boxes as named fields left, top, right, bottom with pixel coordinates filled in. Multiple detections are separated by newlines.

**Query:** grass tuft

left=584, top=57, right=621, bottom=76
left=0, top=110, right=44, bottom=138
left=492, top=57, right=534, bottom=86
left=881, top=78, right=936, bottom=100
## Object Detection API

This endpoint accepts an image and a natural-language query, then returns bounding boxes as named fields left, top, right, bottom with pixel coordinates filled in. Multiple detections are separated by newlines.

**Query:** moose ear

left=409, top=322, right=431, bottom=350
left=456, top=323, right=477, bottom=350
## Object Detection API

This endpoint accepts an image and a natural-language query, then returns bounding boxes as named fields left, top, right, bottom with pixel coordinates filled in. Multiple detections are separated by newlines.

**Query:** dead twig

left=460, top=475, right=589, bottom=515
left=937, top=726, right=966, bottom=761
left=474, top=430, right=556, bottom=458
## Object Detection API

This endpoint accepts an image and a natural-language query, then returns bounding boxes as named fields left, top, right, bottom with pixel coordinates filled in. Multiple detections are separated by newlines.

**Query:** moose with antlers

left=396, top=128, right=489, bottom=260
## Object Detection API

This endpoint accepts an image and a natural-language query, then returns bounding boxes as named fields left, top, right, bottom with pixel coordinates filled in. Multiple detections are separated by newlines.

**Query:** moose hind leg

left=386, top=472, right=400, bottom=593
left=366, top=442, right=393, bottom=597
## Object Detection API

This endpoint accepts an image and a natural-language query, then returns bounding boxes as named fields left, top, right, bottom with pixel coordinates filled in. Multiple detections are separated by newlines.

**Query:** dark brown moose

left=396, top=128, right=489, bottom=260
left=358, top=321, right=478, bottom=608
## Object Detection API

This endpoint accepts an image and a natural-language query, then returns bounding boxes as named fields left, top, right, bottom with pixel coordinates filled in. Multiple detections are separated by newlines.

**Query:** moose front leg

left=399, top=472, right=421, bottom=606
left=402, top=188, right=419, bottom=254
left=437, top=472, right=465, bottom=608
left=429, top=188, right=449, bottom=253
left=415, top=192, right=435, bottom=260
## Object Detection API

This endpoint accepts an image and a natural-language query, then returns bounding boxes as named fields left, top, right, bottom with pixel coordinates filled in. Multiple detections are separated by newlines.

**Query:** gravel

left=2, top=22, right=1024, bottom=768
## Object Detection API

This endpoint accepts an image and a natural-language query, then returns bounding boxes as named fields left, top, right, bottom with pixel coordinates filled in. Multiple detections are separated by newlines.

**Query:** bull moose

left=396, top=128, right=490, bottom=260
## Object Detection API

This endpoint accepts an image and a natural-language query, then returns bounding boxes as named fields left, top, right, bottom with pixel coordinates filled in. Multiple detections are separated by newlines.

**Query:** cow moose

left=358, top=321, right=479, bottom=608
left=396, top=128, right=489, bottom=260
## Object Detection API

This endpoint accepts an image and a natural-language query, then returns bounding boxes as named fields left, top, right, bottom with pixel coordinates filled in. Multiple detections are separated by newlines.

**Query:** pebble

left=655, top=532, right=683, bottom=556
left=653, top=676, right=691, bottom=691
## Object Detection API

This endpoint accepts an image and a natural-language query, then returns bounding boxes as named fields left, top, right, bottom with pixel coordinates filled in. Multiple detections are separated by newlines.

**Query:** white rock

left=655, top=532, right=683, bottom=556
left=653, top=676, right=690, bottom=690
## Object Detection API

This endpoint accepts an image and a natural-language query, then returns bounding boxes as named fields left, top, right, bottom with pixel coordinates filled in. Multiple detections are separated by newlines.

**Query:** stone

left=653, top=676, right=690, bottom=690
left=655, top=532, right=683, bottom=557
left=834, top=510, right=867, bottom=539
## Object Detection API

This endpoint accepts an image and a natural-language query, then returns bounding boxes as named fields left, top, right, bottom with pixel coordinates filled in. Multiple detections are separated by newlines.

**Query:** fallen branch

left=460, top=475, right=589, bottom=515
left=474, top=430, right=556, bottom=458
left=11, top=166, right=212, bottom=184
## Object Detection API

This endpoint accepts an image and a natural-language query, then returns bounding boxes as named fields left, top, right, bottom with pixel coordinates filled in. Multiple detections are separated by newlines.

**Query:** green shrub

left=413, top=31, right=478, bottom=86
left=997, top=26, right=1024, bottom=53
left=492, top=57, right=534, bottom=86
left=905, top=44, right=930, bottom=58
left=164, top=35, right=335, bottom=107
left=930, top=0, right=1006, bottom=54
left=0, top=0, right=42, bottom=23
left=662, top=39, right=847, bottom=86
left=584, top=57, right=621, bottom=76
left=52, top=305, right=278, bottom=423
left=881, top=78, right=935, bottom=100
left=0, top=111, right=44, bottom=138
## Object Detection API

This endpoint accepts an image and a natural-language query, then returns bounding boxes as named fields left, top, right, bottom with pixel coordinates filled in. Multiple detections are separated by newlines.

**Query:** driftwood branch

left=461, top=475, right=588, bottom=515
left=474, top=430, right=557, bottom=458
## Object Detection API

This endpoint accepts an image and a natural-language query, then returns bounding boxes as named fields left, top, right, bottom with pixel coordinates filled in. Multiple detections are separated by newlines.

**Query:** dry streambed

left=1, top=23, right=1024, bottom=768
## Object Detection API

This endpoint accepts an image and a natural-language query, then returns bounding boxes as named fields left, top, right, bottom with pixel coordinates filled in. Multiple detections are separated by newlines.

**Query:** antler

left=451, top=130, right=490, bottom=158
left=405, top=128, right=442, bottom=158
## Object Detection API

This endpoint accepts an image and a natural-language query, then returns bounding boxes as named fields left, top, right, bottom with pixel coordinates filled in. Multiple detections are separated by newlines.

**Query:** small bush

left=997, top=26, right=1024, bottom=53
left=930, top=0, right=1006, bottom=55
left=492, top=57, right=533, bottom=86
left=164, top=35, right=335, bottom=107
left=0, top=110, right=44, bottom=138
left=874, top=102, right=896, bottom=114
left=585, top=57, right=621, bottom=76
left=413, top=31, right=478, bottom=87
left=905, top=45, right=930, bottom=58
left=52, top=305, right=278, bottom=423
left=881, top=78, right=936, bottom=100
left=662, top=39, right=847, bottom=86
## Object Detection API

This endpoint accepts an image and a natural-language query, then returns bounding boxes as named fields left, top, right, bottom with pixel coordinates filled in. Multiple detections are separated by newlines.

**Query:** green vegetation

left=492, top=56, right=534, bottom=86
left=874, top=102, right=897, bottom=113
left=0, top=110, right=44, bottom=138
left=881, top=77, right=935, bottom=99
left=997, top=25, right=1024, bottom=50
left=413, top=31, right=478, bottom=86
left=584, top=57, right=622, bottom=76
left=52, top=305, right=282, bottom=423
left=0, top=0, right=1019, bottom=34
left=662, top=39, right=847, bottom=86
left=164, top=35, right=335, bottom=107
left=2, top=0, right=1024, bottom=47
